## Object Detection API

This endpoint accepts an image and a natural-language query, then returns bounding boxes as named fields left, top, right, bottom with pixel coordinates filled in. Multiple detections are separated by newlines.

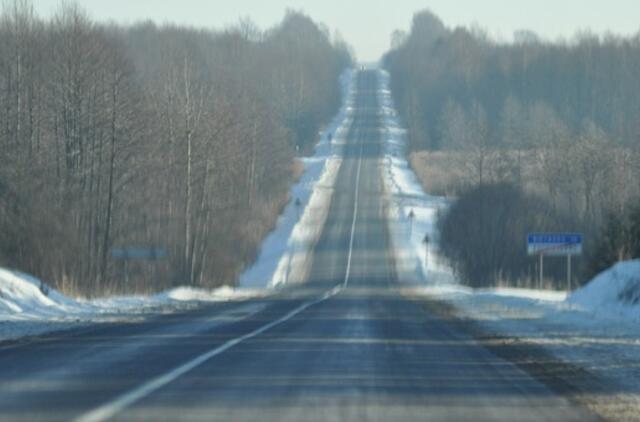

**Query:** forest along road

left=0, top=70, right=598, bottom=422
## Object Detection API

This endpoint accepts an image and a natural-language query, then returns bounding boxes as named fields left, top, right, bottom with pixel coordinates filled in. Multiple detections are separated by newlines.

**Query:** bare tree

left=574, top=121, right=612, bottom=223
left=0, top=2, right=351, bottom=295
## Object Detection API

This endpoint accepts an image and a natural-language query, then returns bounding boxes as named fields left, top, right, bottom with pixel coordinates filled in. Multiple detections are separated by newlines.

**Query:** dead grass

left=409, top=150, right=468, bottom=197
left=409, top=149, right=547, bottom=198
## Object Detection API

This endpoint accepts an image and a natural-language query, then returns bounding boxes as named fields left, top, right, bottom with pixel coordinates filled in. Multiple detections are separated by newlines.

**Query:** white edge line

left=343, top=138, right=364, bottom=288
left=74, top=292, right=336, bottom=422
left=76, top=83, right=366, bottom=422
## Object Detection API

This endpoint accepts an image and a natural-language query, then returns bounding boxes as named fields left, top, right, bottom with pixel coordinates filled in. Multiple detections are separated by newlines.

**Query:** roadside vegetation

left=438, top=183, right=573, bottom=288
left=384, top=10, right=640, bottom=288
left=0, top=0, right=352, bottom=296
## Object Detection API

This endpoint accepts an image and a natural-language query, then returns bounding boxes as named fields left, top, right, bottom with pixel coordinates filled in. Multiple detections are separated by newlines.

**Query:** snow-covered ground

left=569, top=260, right=640, bottom=320
left=3, top=65, right=639, bottom=411
left=0, top=70, right=357, bottom=341
left=378, top=68, right=640, bottom=411
left=378, top=70, right=455, bottom=286
left=239, top=69, right=355, bottom=288
left=0, top=267, right=261, bottom=341
left=403, top=269, right=640, bottom=416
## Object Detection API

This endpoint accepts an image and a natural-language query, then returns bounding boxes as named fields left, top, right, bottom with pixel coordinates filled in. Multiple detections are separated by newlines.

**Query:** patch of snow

left=377, top=67, right=640, bottom=402
left=0, top=267, right=257, bottom=341
left=412, top=280, right=640, bottom=398
left=239, top=69, right=356, bottom=288
left=377, top=70, right=455, bottom=286
left=485, top=287, right=567, bottom=302
left=568, top=260, right=640, bottom=320
left=269, top=157, right=342, bottom=287
left=0, top=69, right=357, bottom=340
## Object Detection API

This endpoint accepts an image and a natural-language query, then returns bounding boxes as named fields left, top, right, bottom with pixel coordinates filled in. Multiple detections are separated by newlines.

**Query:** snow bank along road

left=0, top=71, right=598, bottom=421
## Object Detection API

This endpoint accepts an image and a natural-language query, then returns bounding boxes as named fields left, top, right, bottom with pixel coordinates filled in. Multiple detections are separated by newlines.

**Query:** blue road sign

left=527, top=233, right=582, bottom=256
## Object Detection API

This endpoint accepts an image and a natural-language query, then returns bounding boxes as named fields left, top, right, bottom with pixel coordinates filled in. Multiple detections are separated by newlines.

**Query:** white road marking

left=343, top=139, right=364, bottom=288
left=76, top=93, right=366, bottom=422
left=74, top=290, right=339, bottom=422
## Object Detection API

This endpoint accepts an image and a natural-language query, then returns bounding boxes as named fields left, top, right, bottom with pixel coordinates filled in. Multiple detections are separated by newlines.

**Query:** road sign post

left=527, top=233, right=582, bottom=291
left=423, top=234, right=430, bottom=270
left=568, top=254, right=572, bottom=291
left=408, top=209, right=415, bottom=237
left=539, top=253, right=544, bottom=289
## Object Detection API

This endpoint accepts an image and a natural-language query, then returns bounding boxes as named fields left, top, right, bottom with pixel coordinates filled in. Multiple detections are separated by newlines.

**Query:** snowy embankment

left=378, top=70, right=454, bottom=286
left=0, top=267, right=260, bottom=341
left=0, top=70, right=356, bottom=341
left=378, top=68, right=640, bottom=409
left=406, top=264, right=640, bottom=415
left=240, top=69, right=355, bottom=288
left=569, top=260, right=640, bottom=319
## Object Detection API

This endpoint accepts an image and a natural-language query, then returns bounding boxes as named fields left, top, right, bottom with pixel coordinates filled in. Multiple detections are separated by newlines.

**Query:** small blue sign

left=527, top=233, right=582, bottom=256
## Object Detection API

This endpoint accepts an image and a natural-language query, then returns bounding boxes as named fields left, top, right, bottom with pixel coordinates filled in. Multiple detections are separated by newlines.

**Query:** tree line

left=384, top=10, right=640, bottom=287
left=0, top=0, right=351, bottom=296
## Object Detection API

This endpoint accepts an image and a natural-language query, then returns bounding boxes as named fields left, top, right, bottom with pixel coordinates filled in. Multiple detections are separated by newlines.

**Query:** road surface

left=0, top=71, right=597, bottom=421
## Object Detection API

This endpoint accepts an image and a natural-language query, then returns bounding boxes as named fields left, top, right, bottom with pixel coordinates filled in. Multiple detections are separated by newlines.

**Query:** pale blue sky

left=29, top=0, right=640, bottom=61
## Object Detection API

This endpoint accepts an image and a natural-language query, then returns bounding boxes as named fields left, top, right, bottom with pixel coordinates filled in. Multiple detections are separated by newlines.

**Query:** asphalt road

left=0, top=71, right=597, bottom=421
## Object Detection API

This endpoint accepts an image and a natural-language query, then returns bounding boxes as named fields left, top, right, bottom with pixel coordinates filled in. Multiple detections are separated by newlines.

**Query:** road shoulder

left=408, top=294, right=638, bottom=421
